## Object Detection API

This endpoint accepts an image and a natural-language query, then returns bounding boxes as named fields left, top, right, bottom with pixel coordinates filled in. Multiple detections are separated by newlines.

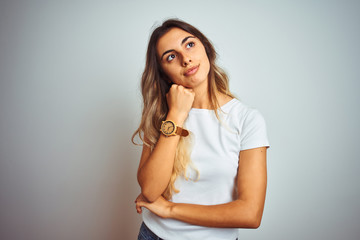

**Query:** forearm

left=169, top=200, right=263, bottom=228
left=137, top=112, right=187, bottom=202
left=138, top=135, right=179, bottom=201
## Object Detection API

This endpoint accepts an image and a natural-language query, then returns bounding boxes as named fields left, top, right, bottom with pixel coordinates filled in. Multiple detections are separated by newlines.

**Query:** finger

left=136, top=202, right=142, bottom=214
left=137, top=201, right=148, bottom=213
left=170, top=84, right=178, bottom=90
left=183, top=88, right=192, bottom=94
left=184, top=89, right=195, bottom=97
left=136, top=205, right=142, bottom=214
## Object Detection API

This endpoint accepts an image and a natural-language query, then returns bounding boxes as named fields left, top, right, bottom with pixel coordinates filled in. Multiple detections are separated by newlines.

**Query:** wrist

left=168, top=202, right=176, bottom=219
left=160, top=119, right=189, bottom=137
left=166, top=111, right=188, bottom=126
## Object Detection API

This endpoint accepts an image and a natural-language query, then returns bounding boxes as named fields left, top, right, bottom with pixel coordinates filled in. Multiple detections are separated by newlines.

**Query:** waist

left=139, top=222, right=164, bottom=240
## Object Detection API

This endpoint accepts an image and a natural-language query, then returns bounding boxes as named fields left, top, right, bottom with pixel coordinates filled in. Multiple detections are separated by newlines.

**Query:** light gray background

left=0, top=0, right=359, bottom=239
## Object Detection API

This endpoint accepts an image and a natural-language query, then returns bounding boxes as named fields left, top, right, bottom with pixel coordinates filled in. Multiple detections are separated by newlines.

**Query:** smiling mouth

left=184, top=65, right=200, bottom=77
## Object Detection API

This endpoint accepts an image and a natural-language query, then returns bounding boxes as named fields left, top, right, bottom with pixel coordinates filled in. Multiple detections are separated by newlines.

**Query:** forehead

left=156, top=28, right=194, bottom=56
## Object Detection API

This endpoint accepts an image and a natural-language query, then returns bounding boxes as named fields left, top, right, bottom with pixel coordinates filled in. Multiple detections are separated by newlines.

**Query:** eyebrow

left=160, top=36, right=196, bottom=61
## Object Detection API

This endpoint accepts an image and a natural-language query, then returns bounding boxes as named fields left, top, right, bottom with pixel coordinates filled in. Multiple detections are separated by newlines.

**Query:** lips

left=184, top=64, right=199, bottom=77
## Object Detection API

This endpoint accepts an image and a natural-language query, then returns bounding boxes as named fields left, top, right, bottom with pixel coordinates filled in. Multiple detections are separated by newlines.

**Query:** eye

left=186, top=42, right=195, bottom=48
left=167, top=54, right=176, bottom=62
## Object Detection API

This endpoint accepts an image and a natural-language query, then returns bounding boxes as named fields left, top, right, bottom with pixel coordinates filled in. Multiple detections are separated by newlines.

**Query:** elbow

left=248, top=201, right=265, bottom=229
left=236, top=204, right=263, bottom=229
left=137, top=171, right=168, bottom=203
left=239, top=215, right=261, bottom=229
left=248, top=211, right=263, bottom=229
left=137, top=177, right=161, bottom=203
left=141, top=191, right=157, bottom=203
left=249, top=216, right=262, bottom=229
left=140, top=186, right=162, bottom=203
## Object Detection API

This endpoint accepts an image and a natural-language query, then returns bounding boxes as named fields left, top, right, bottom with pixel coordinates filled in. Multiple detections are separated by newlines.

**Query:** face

left=156, top=28, right=210, bottom=89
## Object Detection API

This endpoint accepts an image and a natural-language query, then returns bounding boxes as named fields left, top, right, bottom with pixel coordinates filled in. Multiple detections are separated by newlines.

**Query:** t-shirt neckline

left=190, top=98, right=237, bottom=113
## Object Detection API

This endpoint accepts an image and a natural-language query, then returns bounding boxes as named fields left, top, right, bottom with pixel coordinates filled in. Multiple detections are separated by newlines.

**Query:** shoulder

left=223, top=98, right=263, bottom=122
left=230, top=101, right=269, bottom=151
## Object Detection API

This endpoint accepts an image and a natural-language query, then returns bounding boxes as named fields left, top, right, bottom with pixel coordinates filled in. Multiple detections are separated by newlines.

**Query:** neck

left=191, top=86, right=232, bottom=110
left=190, top=77, right=233, bottom=109
left=192, top=86, right=211, bottom=109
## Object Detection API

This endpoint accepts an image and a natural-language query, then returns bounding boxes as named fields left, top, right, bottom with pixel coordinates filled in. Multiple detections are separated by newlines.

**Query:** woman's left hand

left=135, top=193, right=174, bottom=219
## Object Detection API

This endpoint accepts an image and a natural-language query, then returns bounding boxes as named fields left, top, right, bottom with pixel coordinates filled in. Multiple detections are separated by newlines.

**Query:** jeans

left=138, top=222, right=164, bottom=240
left=137, top=222, right=238, bottom=240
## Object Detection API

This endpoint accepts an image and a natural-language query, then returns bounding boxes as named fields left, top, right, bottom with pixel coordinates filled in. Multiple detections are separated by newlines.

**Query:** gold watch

left=160, top=120, right=189, bottom=137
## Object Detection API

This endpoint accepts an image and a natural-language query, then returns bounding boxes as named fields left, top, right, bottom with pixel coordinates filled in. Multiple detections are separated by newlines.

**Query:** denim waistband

left=139, top=222, right=238, bottom=240
left=139, top=222, right=164, bottom=240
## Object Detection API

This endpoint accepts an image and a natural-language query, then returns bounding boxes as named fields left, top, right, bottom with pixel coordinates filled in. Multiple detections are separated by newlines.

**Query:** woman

left=133, top=19, right=270, bottom=240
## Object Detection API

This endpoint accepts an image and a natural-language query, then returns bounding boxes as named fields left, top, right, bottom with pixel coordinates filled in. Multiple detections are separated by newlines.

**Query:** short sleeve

left=239, top=109, right=270, bottom=151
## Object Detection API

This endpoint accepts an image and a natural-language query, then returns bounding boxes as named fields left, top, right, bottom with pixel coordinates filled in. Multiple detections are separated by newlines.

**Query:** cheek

left=197, top=49, right=210, bottom=67
left=162, top=66, right=181, bottom=82
left=200, top=53, right=210, bottom=73
left=164, top=66, right=176, bottom=77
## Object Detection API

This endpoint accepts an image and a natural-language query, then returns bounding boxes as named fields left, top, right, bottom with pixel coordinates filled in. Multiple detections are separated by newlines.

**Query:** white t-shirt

left=143, top=98, right=270, bottom=240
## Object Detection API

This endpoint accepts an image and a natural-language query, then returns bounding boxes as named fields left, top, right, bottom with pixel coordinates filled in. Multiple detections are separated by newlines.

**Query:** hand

left=166, top=84, right=195, bottom=123
left=135, top=193, right=147, bottom=214
left=135, top=193, right=174, bottom=219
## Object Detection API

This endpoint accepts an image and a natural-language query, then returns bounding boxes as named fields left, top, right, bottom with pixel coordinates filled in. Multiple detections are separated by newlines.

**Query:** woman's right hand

left=166, top=84, right=195, bottom=123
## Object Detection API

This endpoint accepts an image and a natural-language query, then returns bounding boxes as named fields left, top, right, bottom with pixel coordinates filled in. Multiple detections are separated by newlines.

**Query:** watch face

left=161, top=121, right=176, bottom=135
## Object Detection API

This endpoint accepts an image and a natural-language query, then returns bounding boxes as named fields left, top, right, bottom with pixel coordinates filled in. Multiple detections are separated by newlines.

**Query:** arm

left=137, top=85, right=194, bottom=202
left=136, top=147, right=268, bottom=228
left=137, top=121, right=182, bottom=202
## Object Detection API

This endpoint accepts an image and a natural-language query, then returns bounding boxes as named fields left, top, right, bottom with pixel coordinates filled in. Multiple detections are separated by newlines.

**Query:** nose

left=182, top=54, right=192, bottom=67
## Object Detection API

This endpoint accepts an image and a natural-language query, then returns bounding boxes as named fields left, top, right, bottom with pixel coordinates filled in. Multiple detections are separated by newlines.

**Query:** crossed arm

left=136, top=145, right=268, bottom=229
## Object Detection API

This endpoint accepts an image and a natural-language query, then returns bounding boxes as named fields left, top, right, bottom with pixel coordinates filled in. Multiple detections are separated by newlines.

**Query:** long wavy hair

left=132, top=19, right=234, bottom=200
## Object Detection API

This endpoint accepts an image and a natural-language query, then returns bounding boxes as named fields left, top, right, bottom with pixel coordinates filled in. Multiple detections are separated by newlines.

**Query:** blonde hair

left=132, top=19, right=234, bottom=200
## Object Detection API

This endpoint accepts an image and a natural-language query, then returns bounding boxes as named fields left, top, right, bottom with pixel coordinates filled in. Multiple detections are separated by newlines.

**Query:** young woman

left=133, top=19, right=270, bottom=240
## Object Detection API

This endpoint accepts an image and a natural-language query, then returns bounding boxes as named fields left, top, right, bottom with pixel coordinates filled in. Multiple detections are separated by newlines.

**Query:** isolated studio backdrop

left=0, top=0, right=359, bottom=239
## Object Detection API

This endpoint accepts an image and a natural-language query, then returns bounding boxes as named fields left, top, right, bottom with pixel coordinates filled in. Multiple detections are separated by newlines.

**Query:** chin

left=188, top=78, right=207, bottom=89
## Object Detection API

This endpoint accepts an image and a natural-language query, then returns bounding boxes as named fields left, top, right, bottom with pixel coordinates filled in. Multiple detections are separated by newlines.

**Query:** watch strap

left=175, top=126, right=189, bottom=137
